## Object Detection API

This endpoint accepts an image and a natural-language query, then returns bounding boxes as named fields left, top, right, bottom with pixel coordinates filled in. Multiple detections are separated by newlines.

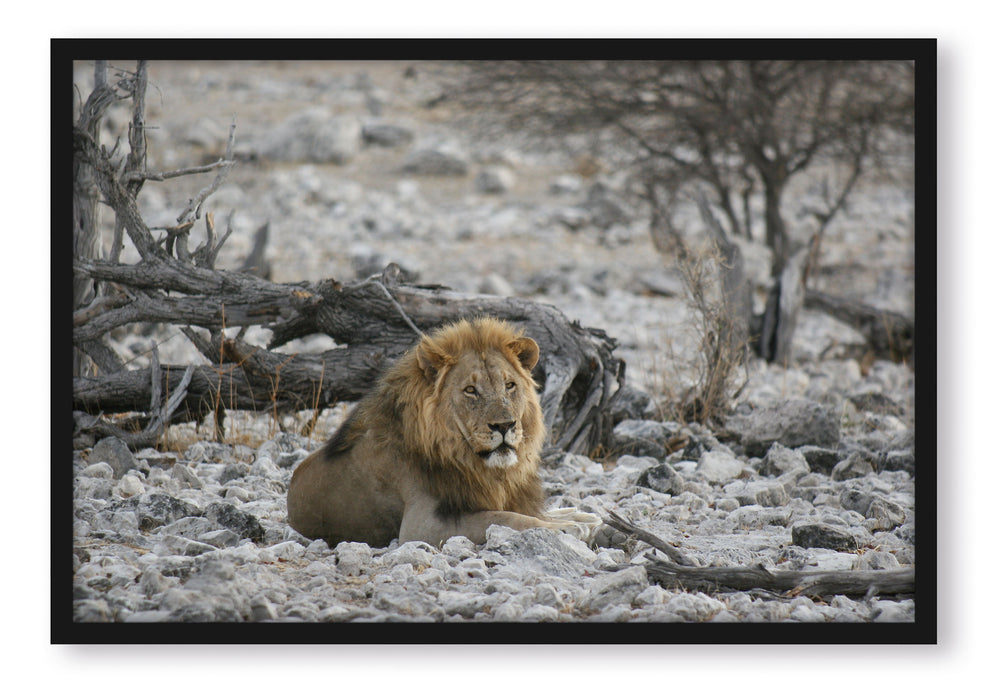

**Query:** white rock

left=696, top=451, right=746, bottom=484
left=114, top=474, right=146, bottom=498
left=81, top=462, right=114, bottom=479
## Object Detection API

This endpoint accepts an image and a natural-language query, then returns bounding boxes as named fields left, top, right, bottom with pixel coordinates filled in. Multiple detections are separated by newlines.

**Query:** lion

left=287, top=316, right=600, bottom=547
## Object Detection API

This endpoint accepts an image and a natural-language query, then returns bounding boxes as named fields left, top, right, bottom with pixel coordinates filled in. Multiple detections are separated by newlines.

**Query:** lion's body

left=287, top=317, right=593, bottom=547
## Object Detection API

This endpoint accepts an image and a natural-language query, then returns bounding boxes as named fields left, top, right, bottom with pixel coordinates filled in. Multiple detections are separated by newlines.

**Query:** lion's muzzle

left=477, top=421, right=520, bottom=468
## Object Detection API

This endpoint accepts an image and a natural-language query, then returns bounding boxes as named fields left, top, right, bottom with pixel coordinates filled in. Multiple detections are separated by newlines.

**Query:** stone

left=156, top=535, right=216, bottom=557
left=478, top=274, right=515, bottom=297
left=832, top=453, right=876, bottom=481
left=860, top=550, right=900, bottom=570
left=218, top=463, right=247, bottom=484
left=438, top=590, right=495, bottom=618
left=204, top=502, right=265, bottom=543
left=160, top=516, right=214, bottom=540
left=797, top=446, right=843, bottom=474
left=361, top=122, right=414, bottom=148
left=583, top=183, right=632, bottom=230
left=137, top=493, right=203, bottom=531
left=880, top=449, right=915, bottom=475
left=548, top=174, right=584, bottom=196
left=609, top=386, right=659, bottom=424
left=839, top=489, right=875, bottom=515
left=518, top=604, right=560, bottom=622
left=865, top=497, right=907, bottom=531
left=636, top=462, right=686, bottom=496
left=758, top=442, right=811, bottom=477
left=610, top=455, right=658, bottom=489
left=583, top=566, right=649, bottom=612
left=475, top=166, right=515, bottom=194
left=221, top=485, right=251, bottom=502
left=335, top=541, right=373, bottom=576
left=382, top=541, right=436, bottom=568
left=259, top=109, right=362, bottom=164
left=250, top=596, right=277, bottom=622
left=715, top=497, right=741, bottom=512
left=728, top=399, right=841, bottom=457
left=696, top=450, right=746, bottom=484
left=401, top=146, right=469, bottom=176
left=487, top=526, right=595, bottom=579
left=114, top=473, right=145, bottom=498
left=848, top=391, right=902, bottom=414
left=664, top=591, right=726, bottom=622
left=613, top=419, right=672, bottom=460
left=791, top=522, right=859, bottom=551
left=871, top=599, right=915, bottom=622
left=171, top=463, right=204, bottom=489
left=635, top=269, right=682, bottom=297
left=754, top=482, right=788, bottom=507
left=81, top=462, right=114, bottom=479
left=89, top=436, right=140, bottom=479
left=198, top=529, right=242, bottom=549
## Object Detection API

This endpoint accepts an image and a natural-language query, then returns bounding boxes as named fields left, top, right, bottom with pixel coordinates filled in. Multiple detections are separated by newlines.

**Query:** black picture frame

left=53, top=38, right=936, bottom=645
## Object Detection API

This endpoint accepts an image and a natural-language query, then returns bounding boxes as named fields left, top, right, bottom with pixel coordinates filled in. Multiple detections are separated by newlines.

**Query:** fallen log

left=605, top=511, right=914, bottom=598
left=72, top=264, right=623, bottom=455
left=804, top=288, right=914, bottom=365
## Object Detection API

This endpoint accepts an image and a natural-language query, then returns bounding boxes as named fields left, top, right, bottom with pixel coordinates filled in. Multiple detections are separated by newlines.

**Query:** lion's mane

left=325, top=317, right=546, bottom=519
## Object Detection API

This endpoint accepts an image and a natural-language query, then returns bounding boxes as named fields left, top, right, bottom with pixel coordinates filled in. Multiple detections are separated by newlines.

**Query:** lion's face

left=414, top=320, right=544, bottom=470
left=440, top=349, right=532, bottom=467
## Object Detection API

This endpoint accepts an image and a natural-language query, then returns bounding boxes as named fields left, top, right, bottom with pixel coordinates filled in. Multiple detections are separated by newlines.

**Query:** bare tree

left=434, top=60, right=915, bottom=365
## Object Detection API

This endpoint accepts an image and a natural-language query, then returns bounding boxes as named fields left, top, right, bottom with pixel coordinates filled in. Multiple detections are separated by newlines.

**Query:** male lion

left=287, top=317, right=600, bottom=547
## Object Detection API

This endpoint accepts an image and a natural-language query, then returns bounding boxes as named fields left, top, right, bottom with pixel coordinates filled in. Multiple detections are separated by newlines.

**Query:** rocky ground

left=70, top=60, right=917, bottom=625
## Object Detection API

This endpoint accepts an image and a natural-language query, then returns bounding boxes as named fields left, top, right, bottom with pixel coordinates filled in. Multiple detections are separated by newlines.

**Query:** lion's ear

left=416, top=341, right=452, bottom=380
left=509, top=337, right=540, bottom=371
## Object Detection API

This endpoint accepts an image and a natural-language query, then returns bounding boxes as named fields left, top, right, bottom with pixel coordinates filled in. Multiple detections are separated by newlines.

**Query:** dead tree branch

left=605, top=511, right=914, bottom=598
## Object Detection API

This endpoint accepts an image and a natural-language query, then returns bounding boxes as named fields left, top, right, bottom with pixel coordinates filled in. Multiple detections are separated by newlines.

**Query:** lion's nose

left=489, top=421, right=516, bottom=436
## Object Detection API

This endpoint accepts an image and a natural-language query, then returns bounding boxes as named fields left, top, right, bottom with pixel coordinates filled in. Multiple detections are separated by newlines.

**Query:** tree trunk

left=73, top=61, right=109, bottom=377
left=762, top=175, right=790, bottom=276
left=759, top=247, right=809, bottom=365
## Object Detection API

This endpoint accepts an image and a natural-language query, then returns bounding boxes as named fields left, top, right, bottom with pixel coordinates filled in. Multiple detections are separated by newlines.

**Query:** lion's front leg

left=398, top=506, right=552, bottom=546
left=399, top=500, right=604, bottom=546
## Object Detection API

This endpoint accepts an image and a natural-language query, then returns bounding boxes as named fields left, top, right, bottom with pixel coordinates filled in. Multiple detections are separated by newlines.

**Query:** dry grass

left=652, top=242, right=750, bottom=427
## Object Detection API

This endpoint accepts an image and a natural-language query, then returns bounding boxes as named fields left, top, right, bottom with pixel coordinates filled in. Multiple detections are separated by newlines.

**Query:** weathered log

left=72, top=265, right=623, bottom=455
left=605, top=511, right=914, bottom=598
left=804, top=288, right=914, bottom=365
left=643, top=553, right=914, bottom=598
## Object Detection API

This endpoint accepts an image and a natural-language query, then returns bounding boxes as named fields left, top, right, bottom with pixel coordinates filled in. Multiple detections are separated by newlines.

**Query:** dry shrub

left=669, top=242, right=750, bottom=426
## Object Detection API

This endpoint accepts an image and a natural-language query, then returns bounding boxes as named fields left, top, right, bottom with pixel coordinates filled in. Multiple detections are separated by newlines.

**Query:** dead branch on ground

left=605, top=511, right=914, bottom=599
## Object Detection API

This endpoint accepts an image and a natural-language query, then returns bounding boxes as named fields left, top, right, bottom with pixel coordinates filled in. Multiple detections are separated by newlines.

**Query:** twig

left=123, top=158, right=235, bottom=184
left=74, top=343, right=195, bottom=449
left=177, top=120, right=237, bottom=225
left=352, top=264, right=425, bottom=337
left=605, top=510, right=700, bottom=567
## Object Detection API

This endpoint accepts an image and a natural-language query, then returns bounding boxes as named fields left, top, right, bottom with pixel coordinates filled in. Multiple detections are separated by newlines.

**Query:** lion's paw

left=544, top=508, right=604, bottom=543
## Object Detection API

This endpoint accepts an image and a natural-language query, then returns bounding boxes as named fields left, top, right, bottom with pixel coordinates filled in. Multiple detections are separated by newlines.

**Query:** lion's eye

left=463, top=386, right=478, bottom=396
left=505, top=381, right=516, bottom=391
